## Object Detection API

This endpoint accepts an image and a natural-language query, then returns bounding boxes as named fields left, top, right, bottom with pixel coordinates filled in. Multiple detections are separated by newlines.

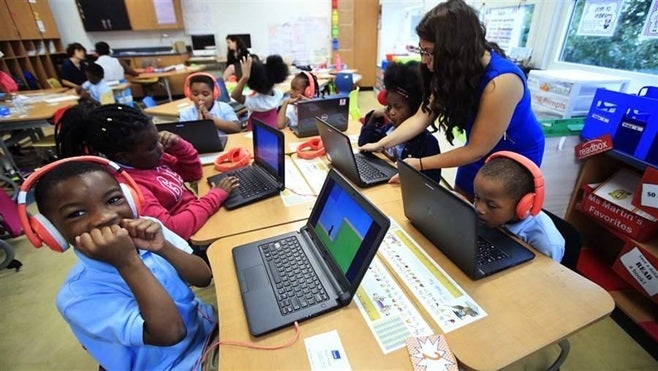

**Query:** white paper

left=304, top=330, right=352, bottom=371
left=641, top=183, right=658, bottom=209
left=619, top=247, right=658, bottom=296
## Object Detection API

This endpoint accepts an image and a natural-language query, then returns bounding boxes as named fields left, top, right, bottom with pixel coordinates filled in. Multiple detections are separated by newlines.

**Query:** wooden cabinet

left=0, top=0, right=64, bottom=90
left=125, top=0, right=184, bottom=30
left=76, top=0, right=132, bottom=31
left=335, top=0, right=378, bottom=87
left=565, top=151, right=658, bottom=343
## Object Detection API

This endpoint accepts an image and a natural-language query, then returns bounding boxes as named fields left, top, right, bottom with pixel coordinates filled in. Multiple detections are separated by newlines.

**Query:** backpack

left=0, top=71, right=18, bottom=93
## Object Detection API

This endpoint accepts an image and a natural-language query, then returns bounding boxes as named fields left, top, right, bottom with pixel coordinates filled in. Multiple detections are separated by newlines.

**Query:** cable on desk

left=198, top=321, right=301, bottom=371
left=285, top=186, right=317, bottom=198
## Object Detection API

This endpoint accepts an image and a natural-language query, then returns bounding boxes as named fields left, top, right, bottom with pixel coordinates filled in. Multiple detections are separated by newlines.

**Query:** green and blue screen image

left=314, top=183, right=374, bottom=275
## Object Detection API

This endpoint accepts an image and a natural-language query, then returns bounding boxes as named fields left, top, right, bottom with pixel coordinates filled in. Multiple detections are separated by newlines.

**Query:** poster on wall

left=577, top=0, right=623, bottom=37
left=268, top=17, right=330, bottom=65
left=483, top=6, right=526, bottom=53
left=642, top=0, right=658, bottom=38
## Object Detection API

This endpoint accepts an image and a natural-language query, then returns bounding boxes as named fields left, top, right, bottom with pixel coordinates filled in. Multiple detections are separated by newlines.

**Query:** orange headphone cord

left=285, top=186, right=317, bottom=198
left=199, top=321, right=301, bottom=371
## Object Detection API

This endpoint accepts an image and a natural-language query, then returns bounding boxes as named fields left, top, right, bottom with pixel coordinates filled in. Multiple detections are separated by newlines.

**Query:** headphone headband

left=184, top=72, right=221, bottom=101
left=17, top=156, right=145, bottom=251
left=301, top=71, right=319, bottom=99
left=485, top=151, right=544, bottom=219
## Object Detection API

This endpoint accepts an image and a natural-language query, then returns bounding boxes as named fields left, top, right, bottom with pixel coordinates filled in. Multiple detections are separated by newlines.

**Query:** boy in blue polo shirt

left=76, top=62, right=115, bottom=106
left=32, top=160, right=217, bottom=370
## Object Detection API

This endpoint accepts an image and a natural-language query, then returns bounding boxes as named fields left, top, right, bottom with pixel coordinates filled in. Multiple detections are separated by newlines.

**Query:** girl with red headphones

left=277, top=71, right=319, bottom=129
left=55, top=104, right=239, bottom=241
left=180, top=72, right=242, bottom=134
left=473, top=151, right=565, bottom=262
left=358, top=62, right=442, bottom=183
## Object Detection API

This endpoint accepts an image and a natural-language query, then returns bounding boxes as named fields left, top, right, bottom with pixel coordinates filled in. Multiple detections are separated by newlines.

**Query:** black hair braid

left=55, top=104, right=152, bottom=160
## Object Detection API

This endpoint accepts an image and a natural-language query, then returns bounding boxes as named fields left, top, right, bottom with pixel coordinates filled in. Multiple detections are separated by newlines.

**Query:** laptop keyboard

left=355, top=156, right=386, bottom=181
left=261, top=236, right=329, bottom=315
left=231, top=167, right=277, bottom=198
left=476, top=237, right=509, bottom=266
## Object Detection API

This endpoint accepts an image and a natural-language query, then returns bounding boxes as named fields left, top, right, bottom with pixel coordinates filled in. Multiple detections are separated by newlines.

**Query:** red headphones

left=301, top=71, right=319, bottom=99
left=214, top=147, right=251, bottom=172
left=296, top=137, right=325, bottom=159
left=377, top=89, right=388, bottom=105
left=485, top=151, right=545, bottom=220
left=17, top=156, right=144, bottom=252
left=184, top=72, right=221, bottom=101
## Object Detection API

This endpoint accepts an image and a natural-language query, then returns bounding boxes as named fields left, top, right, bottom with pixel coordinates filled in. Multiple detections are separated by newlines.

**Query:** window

left=560, top=0, right=658, bottom=74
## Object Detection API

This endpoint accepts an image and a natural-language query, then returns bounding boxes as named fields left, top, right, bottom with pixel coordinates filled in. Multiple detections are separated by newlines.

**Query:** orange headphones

left=485, top=151, right=545, bottom=220
left=301, top=71, right=319, bottom=99
left=17, top=156, right=144, bottom=253
left=214, top=147, right=251, bottom=172
left=184, top=72, right=221, bottom=101
left=296, top=137, right=325, bottom=159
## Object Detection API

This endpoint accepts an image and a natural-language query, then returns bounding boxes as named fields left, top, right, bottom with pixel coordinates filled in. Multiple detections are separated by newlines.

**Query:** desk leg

left=163, top=78, right=173, bottom=102
left=0, top=139, right=18, bottom=171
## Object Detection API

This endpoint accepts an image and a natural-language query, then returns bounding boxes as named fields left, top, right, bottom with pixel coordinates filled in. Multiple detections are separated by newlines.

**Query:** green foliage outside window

left=561, top=0, right=658, bottom=74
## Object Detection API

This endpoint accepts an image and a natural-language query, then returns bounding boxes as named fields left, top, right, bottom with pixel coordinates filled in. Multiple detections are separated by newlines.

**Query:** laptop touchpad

left=241, top=265, right=268, bottom=293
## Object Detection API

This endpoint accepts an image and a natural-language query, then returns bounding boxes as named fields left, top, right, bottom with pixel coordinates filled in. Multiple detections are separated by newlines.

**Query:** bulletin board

left=181, top=0, right=331, bottom=65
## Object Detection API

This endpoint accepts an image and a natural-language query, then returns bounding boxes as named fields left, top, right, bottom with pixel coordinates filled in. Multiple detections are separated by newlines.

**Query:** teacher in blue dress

left=359, top=0, right=545, bottom=199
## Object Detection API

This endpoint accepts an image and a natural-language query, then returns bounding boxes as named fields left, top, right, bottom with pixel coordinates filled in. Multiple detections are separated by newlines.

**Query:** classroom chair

left=543, top=209, right=583, bottom=371
left=47, top=78, right=62, bottom=89
left=334, top=72, right=354, bottom=94
left=141, top=96, right=157, bottom=108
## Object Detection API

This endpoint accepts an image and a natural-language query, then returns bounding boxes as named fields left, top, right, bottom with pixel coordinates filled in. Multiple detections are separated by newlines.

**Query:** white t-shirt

left=96, top=55, right=125, bottom=82
left=244, top=89, right=284, bottom=114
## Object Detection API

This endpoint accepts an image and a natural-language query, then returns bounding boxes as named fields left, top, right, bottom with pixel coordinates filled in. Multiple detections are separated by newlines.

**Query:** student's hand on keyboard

left=211, top=176, right=240, bottom=193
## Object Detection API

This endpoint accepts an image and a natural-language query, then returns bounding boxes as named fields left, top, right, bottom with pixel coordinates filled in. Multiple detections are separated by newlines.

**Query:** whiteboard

left=182, top=0, right=331, bottom=65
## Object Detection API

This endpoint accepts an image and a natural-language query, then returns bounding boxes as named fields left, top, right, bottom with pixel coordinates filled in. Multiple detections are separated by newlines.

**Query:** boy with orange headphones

left=19, top=158, right=217, bottom=370
left=180, top=72, right=242, bottom=134
left=473, top=151, right=565, bottom=262
left=277, top=71, right=319, bottom=129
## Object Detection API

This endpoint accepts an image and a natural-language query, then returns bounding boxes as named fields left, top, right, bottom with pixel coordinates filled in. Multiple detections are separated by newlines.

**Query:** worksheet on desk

left=290, top=157, right=329, bottom=195
left=378, top=220, right=487, bottom=333
left=355, top=255, right=433, bottom=354
left=281, top=157, right=316, bottom=206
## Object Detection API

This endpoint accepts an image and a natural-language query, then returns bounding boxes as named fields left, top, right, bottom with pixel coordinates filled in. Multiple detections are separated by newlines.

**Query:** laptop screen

left=308, top=174, right=384, bottom=283
left=252, top=119, right=283, bottom=179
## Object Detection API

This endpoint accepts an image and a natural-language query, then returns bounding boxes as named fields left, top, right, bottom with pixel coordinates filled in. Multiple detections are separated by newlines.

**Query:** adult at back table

left=94, top=41, right=141, bottom=82
left=358, top=0, right=544, bottom=199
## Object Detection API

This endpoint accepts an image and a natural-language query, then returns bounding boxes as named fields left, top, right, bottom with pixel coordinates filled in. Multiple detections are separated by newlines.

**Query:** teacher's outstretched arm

left=358, top=105, right=434, bottom=152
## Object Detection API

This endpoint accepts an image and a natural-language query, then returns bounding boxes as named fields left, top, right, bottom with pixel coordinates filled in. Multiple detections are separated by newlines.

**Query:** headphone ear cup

left=296, top=138, right=325, bottom=159
left=214, top=147, right=251, bottom=172
left=31, top=214, right=69, bottom=252
left=516, top=193, right=536, bottom=220
left=119, top=183, right=140, bottom=218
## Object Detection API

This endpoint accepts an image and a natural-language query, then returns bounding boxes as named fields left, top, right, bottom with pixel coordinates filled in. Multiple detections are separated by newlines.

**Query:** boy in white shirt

left=76, top=62, right=115, bottom=106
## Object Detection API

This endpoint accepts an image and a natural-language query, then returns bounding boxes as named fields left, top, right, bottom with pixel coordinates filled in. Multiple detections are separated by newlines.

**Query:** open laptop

left=316, top=117, right=397, bottom=187
left=207, top=119, right=284, bottom=209
left=293, top=95, right=349, bottom=138
left=397, top=160, right=535, bottom=280
left=233, top=169, right=390, bottom=336
left=157, top=120, right=227, bottom=164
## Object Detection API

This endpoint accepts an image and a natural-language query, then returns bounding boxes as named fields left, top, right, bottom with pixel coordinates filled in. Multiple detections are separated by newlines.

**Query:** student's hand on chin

left=158, top=131, right=179, bottom=149
left=75, top=225, right=137, bottom=266
left=121, top=218, right=165, bottom=252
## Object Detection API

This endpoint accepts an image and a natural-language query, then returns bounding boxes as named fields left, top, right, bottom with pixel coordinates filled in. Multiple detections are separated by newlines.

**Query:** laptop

left=397, top=160, right=535, bottom=280
left=233, top=169, right=390, bottom=336
left=315, top=117, right=397, bottom=187
left=293, top=95, right=349, bottom=138
left=207, top=119, right=284, bottom=210
left=157, top=120, right=227, bottom=163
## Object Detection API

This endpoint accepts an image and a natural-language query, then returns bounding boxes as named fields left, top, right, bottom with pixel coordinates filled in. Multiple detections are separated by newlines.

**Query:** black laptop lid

left=297, top=96, right=349, bottom=133
left=315, top=117, right=362, bottom=183
left=252, top=118, right=285, bottom=182
left=157, top=120, right=226, bottom=153
left=398, top=160, right=480, bottom=278
left=305, top=169, right=390, bottom=299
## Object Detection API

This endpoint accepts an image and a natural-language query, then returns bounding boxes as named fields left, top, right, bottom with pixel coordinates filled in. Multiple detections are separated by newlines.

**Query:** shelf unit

left=565, top=151, right=658, bottom=343
left=0, top=0, right=64, bottom=90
